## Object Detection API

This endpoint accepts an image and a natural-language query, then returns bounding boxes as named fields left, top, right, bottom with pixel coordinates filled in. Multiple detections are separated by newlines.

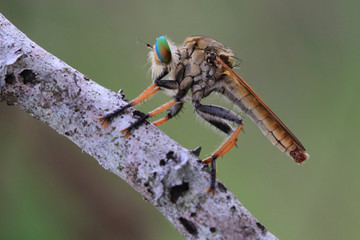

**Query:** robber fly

left=99, top=35, right=309, bottom=194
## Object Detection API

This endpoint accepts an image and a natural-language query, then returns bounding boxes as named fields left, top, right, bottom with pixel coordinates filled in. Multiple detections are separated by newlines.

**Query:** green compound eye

left=155, top=36, right=172, bottom=64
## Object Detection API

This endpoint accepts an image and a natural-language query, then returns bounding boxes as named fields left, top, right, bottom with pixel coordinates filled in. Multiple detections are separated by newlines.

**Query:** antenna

left=137, top=39, right=153, bottom=49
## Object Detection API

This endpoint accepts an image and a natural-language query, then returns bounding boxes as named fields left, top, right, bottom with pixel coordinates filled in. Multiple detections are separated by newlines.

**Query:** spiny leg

left=152, top=75, right=193, bottom=127
left=102, top=81, right=170, bottom=124
left=152, top=115, right=169, bottom=127
left=194, top=101, right=243, bottom=195
left=99, top=70, right=174, bottom=127
left=99, top=83, right=159, bottom=127
left=204, top=125, right=242, bottom=194
left=152, top=102, right=184, bottom=126
left=195, top=110, right=233, bottom=135
left=203, top=138, right=238, bottom=164
left=121, top=90, right=187, bottom=137
left=204, top=124, right=242, bottom=195
left=121, top=99, right=178, bottom=138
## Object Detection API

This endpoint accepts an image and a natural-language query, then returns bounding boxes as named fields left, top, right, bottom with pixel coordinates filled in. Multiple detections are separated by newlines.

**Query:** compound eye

left=155, top=36, right=172, bottom=64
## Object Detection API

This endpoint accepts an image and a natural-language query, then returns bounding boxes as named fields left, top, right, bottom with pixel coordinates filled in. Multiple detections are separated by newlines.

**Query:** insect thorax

left=175, top=36, right=235, bottom=98
left=149, top=36, right=235, bottom=100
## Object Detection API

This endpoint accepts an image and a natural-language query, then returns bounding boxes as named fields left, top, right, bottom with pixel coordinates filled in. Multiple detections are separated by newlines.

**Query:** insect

left=99, top=35, right=309, bottom=195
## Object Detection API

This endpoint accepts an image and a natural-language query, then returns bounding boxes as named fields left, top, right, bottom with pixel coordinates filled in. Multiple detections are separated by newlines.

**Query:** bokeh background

left=1, top=0, right=359, bottom=239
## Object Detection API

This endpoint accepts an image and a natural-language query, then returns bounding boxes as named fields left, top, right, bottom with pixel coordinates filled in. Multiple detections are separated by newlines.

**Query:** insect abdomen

left=223, top=76, right=308, bottom=163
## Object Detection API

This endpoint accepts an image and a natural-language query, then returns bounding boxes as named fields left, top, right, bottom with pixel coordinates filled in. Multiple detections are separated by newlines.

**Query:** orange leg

left=204, top=124, right=243, bottom=195
left=130, top=83, right=159, bottom=106
left=120, top=99, right=177, bottom=137
left=148, top=99, right=176, bottom=117
left=152, top=116, right=170, bottom=126
left=98, top=83, right=159, bottom=127
left=152, top=101, right=184, bottom=127
left=203, top=125, right=242, bottom=164
left=203, top=138, right=238, bottom=165
left=99, top=70, right=171, bottom=127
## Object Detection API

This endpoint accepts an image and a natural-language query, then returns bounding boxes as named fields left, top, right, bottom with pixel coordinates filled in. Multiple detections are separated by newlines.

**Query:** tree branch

left=0, top=13, right=278, bottom=240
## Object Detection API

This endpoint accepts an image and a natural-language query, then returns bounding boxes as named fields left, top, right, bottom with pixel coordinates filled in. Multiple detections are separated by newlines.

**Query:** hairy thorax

left=169, top=36, right=235, bottom=102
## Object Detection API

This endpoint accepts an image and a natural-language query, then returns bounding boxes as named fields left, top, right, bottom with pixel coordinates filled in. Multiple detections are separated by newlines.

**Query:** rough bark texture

left=0, top=13, right=278, bottom=240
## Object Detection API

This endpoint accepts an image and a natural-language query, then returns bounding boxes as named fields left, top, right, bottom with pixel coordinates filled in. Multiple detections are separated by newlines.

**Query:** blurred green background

left=1, top=0, right=359, bottom=239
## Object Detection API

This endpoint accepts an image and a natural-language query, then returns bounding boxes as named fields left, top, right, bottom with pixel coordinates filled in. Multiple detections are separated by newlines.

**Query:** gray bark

left=0, top=13, right=278, bottom=240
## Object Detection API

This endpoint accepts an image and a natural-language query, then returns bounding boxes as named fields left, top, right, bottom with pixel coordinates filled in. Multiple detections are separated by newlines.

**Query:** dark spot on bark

left=5, top=73, right=15, bottom=84
left=230, top=205, right=236, bottom=212
left=147, top=188, right=154, bottom=195
left=179, top=217, right=198, bottom=235
left=20, top=69, right=36, bottom=84
left=117, top=163, right=124, bottom=172
left=166, top=150, right=174, bottom=160
left=256, top=222, right=267, bottom=234
left=159, top=159, right=166, bottom=166
left=83, top=76, right=90, bottom=81
left=144, top=182, right=149, bottom=187
left=217, top=182, right=227, bottom=193
left=153, top=172, right=157, bottom=178
left=210, top=227, right=216, bottom=233
left=190, top=212, right=196, bottom=217
left=82, top=121, right=88, bottom=127
left=170, top=181, right=189, bottom=203
left=64, top=131, right=73, bottom=136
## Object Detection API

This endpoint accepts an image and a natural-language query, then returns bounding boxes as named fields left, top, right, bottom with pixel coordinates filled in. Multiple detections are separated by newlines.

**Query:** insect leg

left=120, top=99, right=176, bottom=137
left=152, top=102, right=184, bottom=126
left=153, top=74, right=192, bottom=126
left=193, top=101, right=243, bottom=195
left=99, top=84, right=159, bottom=127
left=121, top=91, right=187, bottom=138
left=149, top=80, right=182, bottom=126
left=195, top=110, right=233, bottom=135
left=99, top=71, right=171, bottom=127
left=155, top=80, right=179, bottom=90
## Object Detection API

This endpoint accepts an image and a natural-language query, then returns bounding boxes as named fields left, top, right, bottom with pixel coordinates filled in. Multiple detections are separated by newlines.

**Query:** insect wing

left=216, top=57, right=308, bottom=163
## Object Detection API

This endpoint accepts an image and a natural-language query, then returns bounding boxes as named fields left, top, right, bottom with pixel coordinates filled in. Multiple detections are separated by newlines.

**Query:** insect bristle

left=231, top=56, right=243, bottom=69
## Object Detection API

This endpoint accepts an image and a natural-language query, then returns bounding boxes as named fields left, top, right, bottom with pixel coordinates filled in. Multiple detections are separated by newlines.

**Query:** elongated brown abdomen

left=218, top=57, right=308, bottom=163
